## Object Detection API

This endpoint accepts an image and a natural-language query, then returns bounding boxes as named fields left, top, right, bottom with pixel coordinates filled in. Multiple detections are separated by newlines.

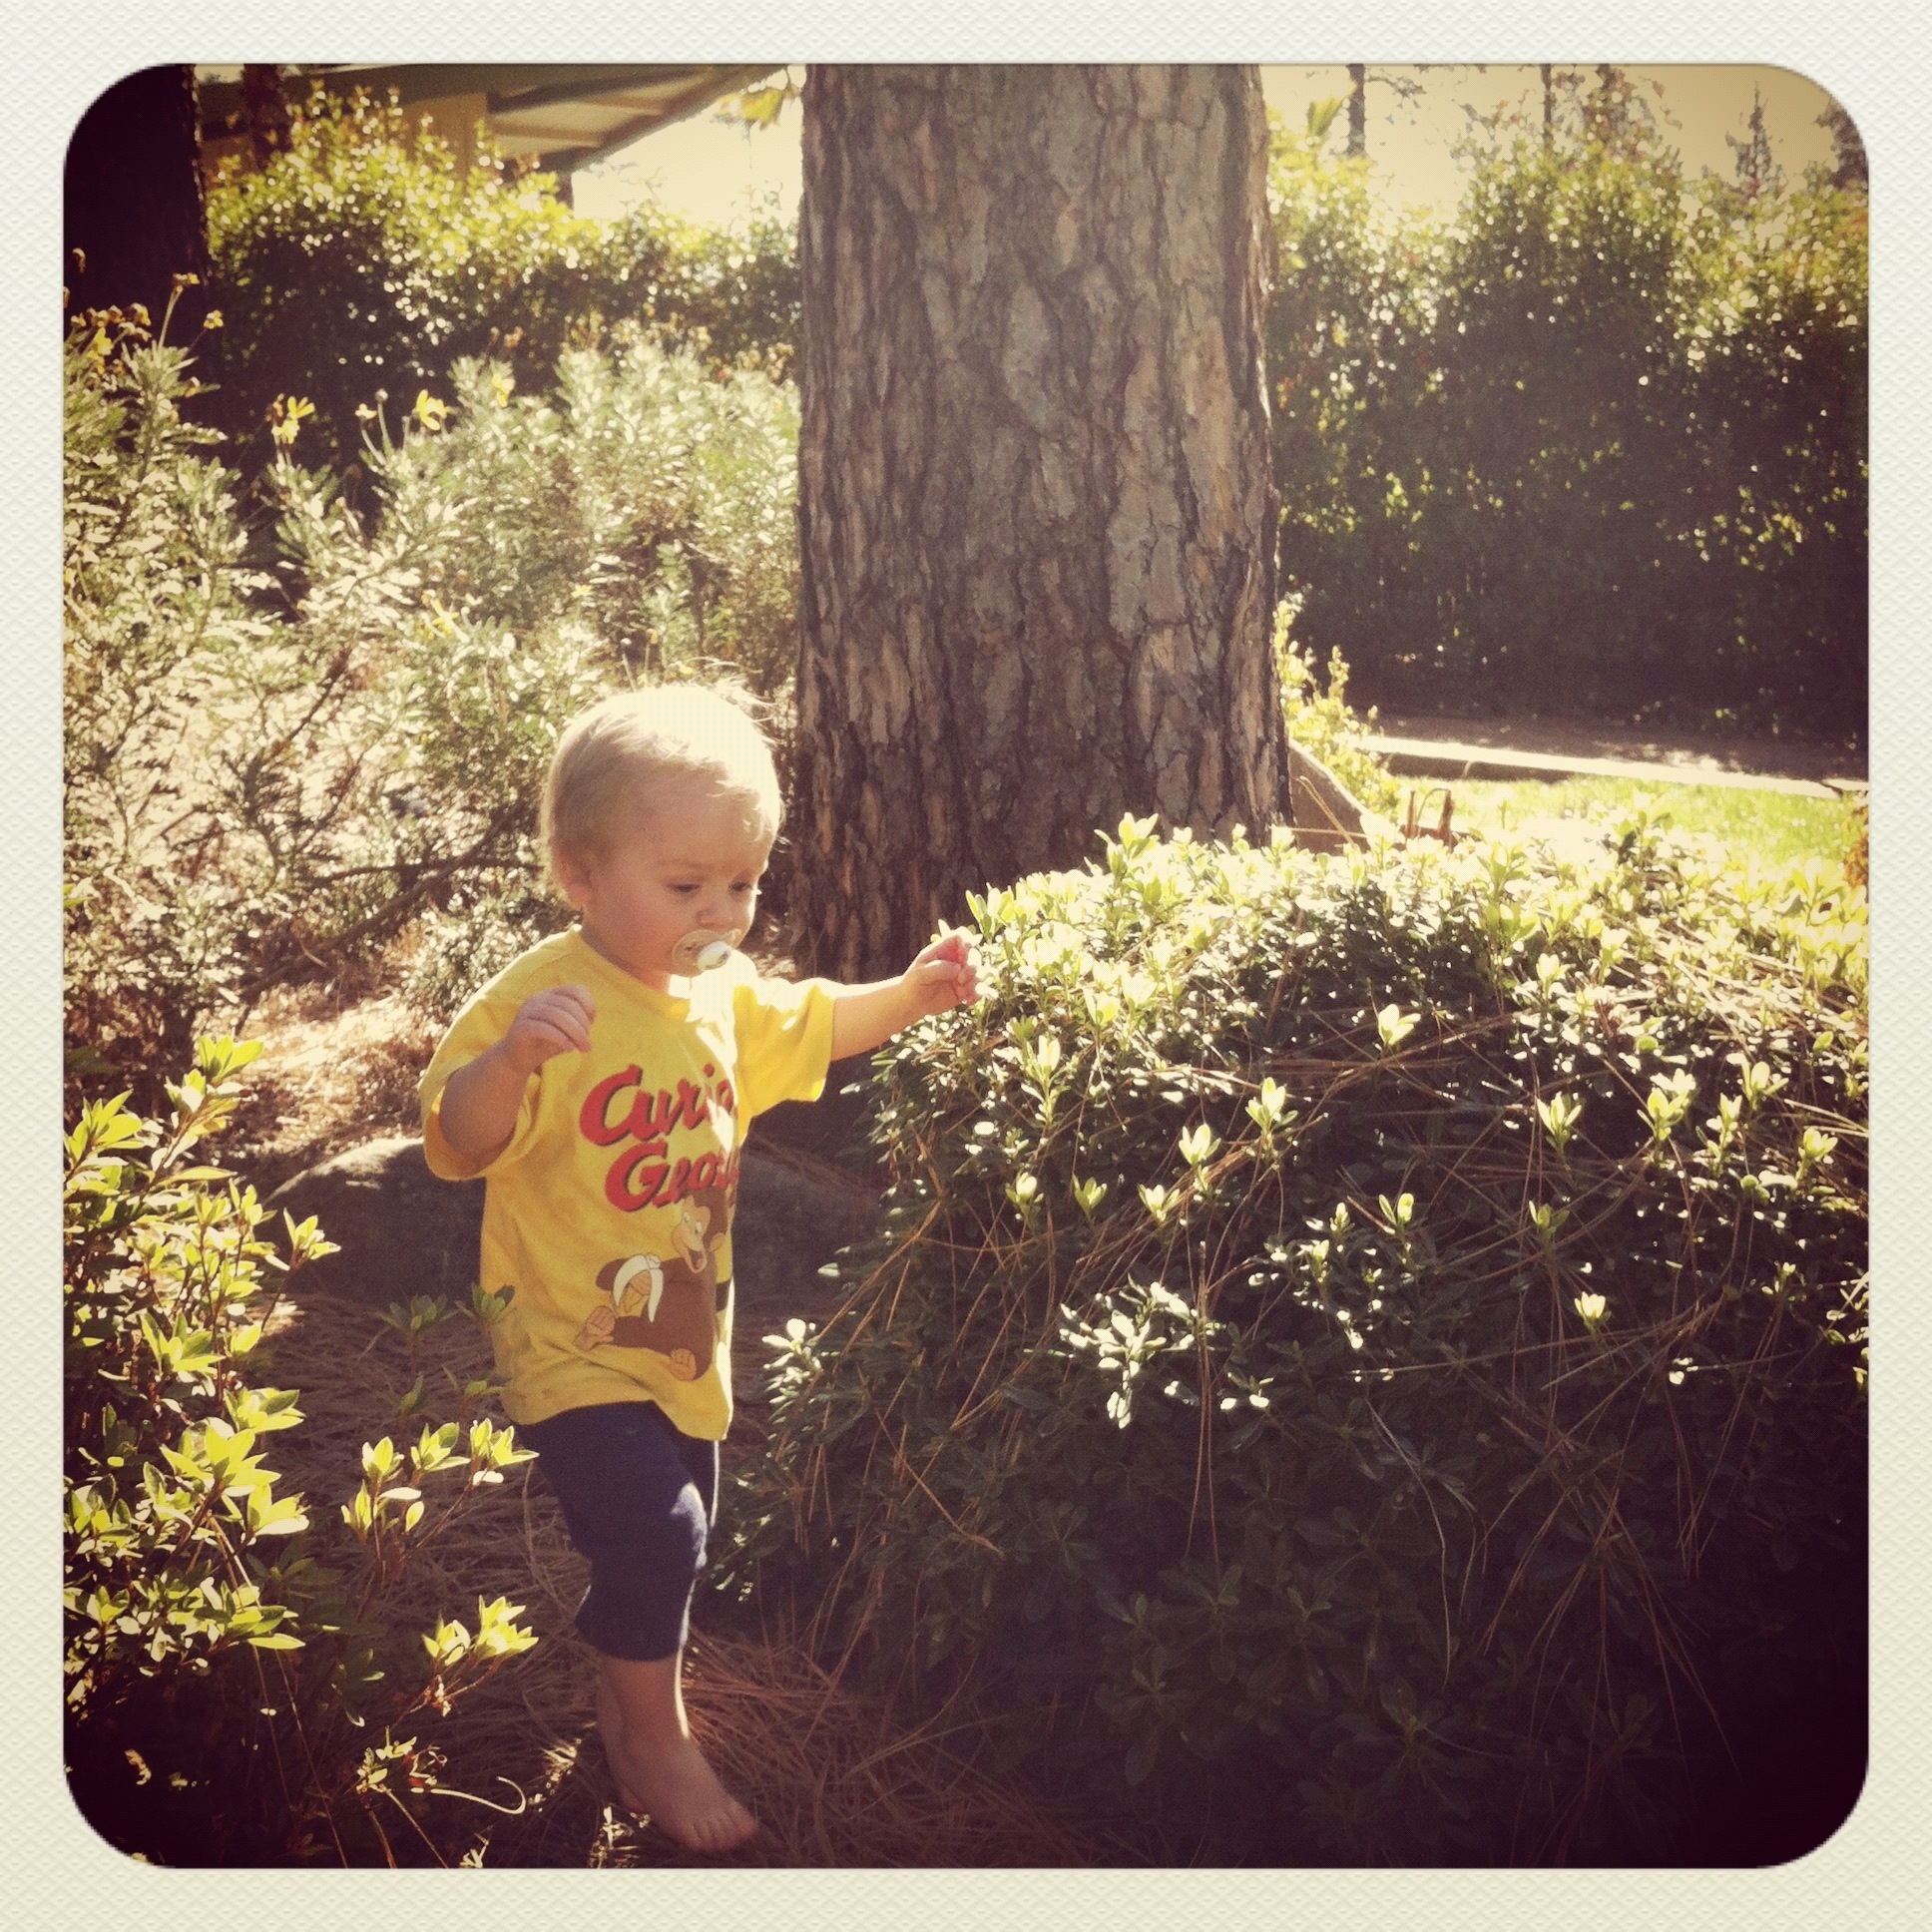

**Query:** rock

left=267, top=1137, right=483, bottom=1309
left=752, top=1053, right=882, bottom=1168
left=727, top=1144, right=878, bottom=1336
left=266, top=1133, right=878, bottom=1339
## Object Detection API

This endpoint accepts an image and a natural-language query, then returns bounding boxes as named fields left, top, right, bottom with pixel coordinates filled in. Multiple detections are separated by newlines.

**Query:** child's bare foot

left=597, top=1675, right=756, bottom=1853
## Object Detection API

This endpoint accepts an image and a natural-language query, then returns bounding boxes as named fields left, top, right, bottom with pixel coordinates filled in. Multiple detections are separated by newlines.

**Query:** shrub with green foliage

left=206, top=89, right=598, bottom=473
left=720, top=810, right=1866, bottom=1864
left=64, top=307, right=346, bottom=1097
left=354, top=341, right=800, bottom=702
left=1266, top=102, right=1866, bottom=739
left=64, top=305, right=498, bottom=1096
left=63, top=299, right=798, bottom=1080
left=205, top=88, right=798, bottom=474
left=598, top=196, right=800, bottom=376
left=65, top=1038, right=537, bottom=1864
left=1273, top=602, right=1403, bottom=819
left=1266, top=106, right=1440, bottom=697
left=265, top=331, right=801, bottom=1020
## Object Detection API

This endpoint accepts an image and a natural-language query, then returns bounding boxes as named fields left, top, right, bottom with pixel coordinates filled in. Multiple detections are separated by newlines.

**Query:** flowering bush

left=63, top=301, right=797, bottom=1077
left=722, top=809, right=1866, bottom=1863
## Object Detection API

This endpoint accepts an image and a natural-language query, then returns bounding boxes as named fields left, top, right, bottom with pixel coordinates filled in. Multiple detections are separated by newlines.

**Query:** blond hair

left=540, top=683, right=781, bottom=890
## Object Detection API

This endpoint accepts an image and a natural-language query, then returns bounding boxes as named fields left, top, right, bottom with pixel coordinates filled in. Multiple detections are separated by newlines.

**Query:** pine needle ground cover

left=63, top=1052, right=1115, bottom=1867
left=720, top=810, right=1867, bottom=1865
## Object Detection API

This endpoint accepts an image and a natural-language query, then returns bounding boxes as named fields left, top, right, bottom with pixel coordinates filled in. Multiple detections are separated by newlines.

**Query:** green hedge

left=204, top=88, right=797, bottom=473
left=1267, top=111, right=1866, bottom=739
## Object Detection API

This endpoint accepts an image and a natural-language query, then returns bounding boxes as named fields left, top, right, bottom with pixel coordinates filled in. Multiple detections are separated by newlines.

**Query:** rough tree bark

left=64, top=66, right=210, bottom=330
left=791, top=64, right=1296, bottom=982
left=242, top=64, right=292, bottom=169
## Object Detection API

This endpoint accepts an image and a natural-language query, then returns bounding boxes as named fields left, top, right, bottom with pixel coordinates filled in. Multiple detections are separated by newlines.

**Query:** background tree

left=1342, top=65, right=1426, bottom=161
left=1267, top=89, right=1865, bottom=742
left=1727, top=87, right=1783, bottom=203
left=789, top=64, right=1288, bottom=982
left=64, top=65, right=210, bottom=327
left=1817, top=98, right=1868, bottom=192
left=241, top=63, right=292, bottom=168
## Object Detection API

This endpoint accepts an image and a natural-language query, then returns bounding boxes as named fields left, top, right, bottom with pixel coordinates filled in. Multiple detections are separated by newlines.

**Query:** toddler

left=420, top=683, right=979, bottom=1851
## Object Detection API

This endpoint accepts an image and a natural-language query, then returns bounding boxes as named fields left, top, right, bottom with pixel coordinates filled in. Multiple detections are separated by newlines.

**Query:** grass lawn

left=1419, top=774, right=1862, bottom=874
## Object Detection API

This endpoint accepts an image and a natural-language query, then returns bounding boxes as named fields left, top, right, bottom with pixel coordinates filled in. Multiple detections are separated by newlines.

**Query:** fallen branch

left=1286, top=740, right=1377, bottom=851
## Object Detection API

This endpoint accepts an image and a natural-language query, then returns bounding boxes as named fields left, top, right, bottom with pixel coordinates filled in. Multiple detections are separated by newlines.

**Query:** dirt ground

left=227, top=982, right=443, bottom=1198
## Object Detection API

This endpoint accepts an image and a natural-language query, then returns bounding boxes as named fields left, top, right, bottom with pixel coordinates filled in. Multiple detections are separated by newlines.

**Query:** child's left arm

left=828, top=930, right=982, bottom=1061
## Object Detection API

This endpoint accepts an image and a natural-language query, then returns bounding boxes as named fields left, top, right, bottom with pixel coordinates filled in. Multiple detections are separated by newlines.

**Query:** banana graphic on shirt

left=610, top=1252, right=665, bottom=1322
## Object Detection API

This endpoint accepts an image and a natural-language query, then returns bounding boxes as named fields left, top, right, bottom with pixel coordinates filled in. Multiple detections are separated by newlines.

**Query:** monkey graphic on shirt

left=574, top=1183, right=733, bottom=1380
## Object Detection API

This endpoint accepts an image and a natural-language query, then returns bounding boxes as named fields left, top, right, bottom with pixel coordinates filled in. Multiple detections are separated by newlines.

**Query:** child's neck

left=577, top=921, right=679, bottom=996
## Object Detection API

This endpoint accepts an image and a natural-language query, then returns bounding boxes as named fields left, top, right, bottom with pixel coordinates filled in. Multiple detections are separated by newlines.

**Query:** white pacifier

left=675, top=928, right=741, bottom=973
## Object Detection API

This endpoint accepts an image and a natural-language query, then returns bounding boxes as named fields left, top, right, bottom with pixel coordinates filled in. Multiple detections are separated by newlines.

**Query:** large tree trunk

left=791, top=64, right=1287, bottom=981
left=242, top=63, right=292, bottom=169
left=64, top=65, right=211, bottom=332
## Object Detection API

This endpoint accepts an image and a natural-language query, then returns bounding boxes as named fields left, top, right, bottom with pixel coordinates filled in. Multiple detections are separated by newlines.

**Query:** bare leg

left=595, top=1649, right=756, bottom=1853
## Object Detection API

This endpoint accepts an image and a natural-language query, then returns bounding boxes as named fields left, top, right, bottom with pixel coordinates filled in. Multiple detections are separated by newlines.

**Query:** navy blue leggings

left=521, top=1401, right=720, bottom=1663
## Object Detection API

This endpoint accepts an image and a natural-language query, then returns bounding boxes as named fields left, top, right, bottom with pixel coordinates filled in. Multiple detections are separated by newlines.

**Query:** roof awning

left=196, top=63, right=783, bottom=174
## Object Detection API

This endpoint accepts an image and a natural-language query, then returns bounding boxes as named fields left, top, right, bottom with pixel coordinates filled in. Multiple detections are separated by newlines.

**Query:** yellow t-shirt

left=419, top=930, right=836, bottom=1436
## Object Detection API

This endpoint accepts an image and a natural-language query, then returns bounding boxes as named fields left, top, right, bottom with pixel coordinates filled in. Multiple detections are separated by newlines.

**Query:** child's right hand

left=502, top=983, right=597, bottom=1076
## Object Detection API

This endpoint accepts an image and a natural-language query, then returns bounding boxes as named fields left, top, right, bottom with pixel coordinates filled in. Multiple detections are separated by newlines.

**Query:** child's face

left=561, top=772, right=772, bottom=989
